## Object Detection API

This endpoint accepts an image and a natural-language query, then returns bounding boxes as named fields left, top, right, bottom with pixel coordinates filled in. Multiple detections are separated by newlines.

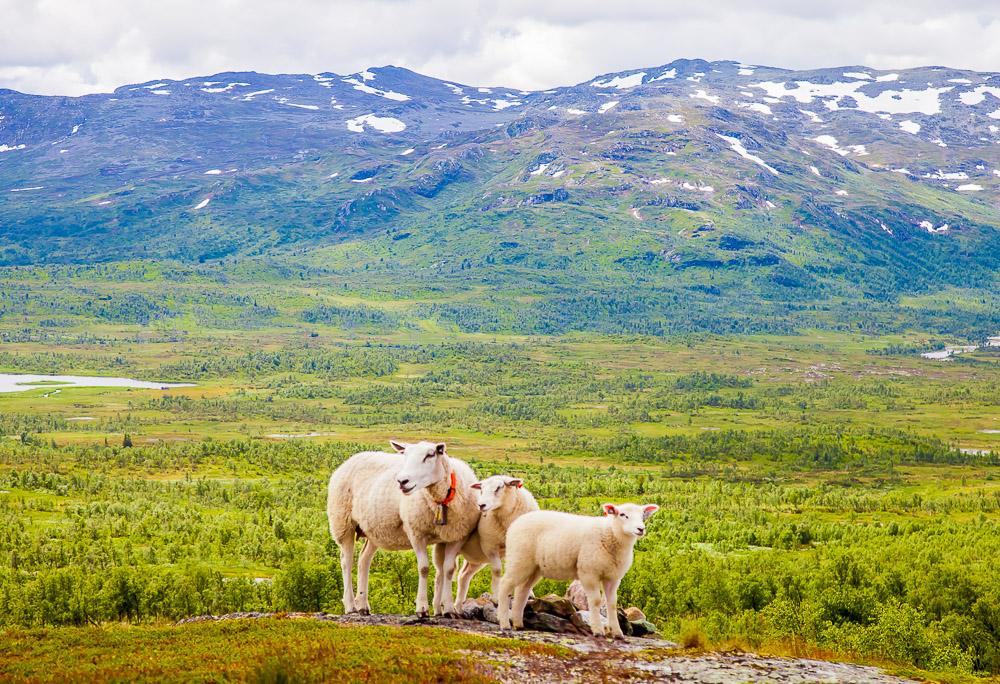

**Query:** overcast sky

left=2, top=0, right=999, bottom=96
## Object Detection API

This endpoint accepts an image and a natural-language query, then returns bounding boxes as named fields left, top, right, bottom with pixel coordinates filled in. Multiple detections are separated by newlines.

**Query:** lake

left=0, top=373, right=194, bottom=394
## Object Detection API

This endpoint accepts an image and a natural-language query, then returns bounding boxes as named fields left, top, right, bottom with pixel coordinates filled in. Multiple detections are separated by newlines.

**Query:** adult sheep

left=434, top=474, right=539, bottom=606
left=327, top=440, right=479, bottom=617
left=497, top=502, right=659, bottom=638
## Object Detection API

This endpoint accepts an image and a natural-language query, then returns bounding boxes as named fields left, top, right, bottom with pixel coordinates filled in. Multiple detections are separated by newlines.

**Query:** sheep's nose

left=398, top=478, right=409, bottom=487
left=637, top=527, right=645, bottom=535
left=479, top=503, right=487, bottom=511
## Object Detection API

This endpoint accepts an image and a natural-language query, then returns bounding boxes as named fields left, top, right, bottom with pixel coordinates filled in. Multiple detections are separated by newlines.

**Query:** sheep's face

left=603, top=502, right=659, bottom=538
left=470, top=475, right=523, bottom=513
left=392, top=440, right=447, bottom=495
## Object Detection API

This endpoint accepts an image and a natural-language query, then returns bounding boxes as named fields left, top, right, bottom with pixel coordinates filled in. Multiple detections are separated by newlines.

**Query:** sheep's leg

left=497, top=573, right=515, bottom=630
left=604, top=579, right=624, bottom=639
left=486, top=551, right=503, bottom=601
left=354, top=539, right=377, bottom=615
left=457, top=560, right=485, bottom=605
left=438, top=540, right=464, bottom=616
left=511, top=570, right=541, bottom=630
left=413, top=543, right=431, bottom=618
left=338, top=538, right=356, bottom=614
left=431, top=544, right=446, bottom=615
left=583, top=580, right=606, bottom=637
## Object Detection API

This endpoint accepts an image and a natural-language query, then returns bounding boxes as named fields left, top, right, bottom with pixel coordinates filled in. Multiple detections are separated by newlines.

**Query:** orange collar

left=436, top=471, right=457, bottom=506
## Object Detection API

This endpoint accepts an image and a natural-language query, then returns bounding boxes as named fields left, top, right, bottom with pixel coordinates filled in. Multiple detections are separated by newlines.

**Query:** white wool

left=445, top=476, right=539, bottom=605
left=327, top=444, right=480, bottom=618
left=498, top=503, right=658, bottom=638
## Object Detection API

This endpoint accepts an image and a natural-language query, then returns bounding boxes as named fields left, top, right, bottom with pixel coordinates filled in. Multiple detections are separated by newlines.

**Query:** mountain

left=2, top=59, right=999, bottom=336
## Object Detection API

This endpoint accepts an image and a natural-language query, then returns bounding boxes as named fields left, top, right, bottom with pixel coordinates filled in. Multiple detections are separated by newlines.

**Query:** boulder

left=565, top=580, right=588, bottom=611
left=459, top=599, right=483, bottom=620
left=481, top=602, right=499, bottom=624
left=630, top=619, right=658, bottom=637
left=616, top=608, right=633, bottom=637
left=624, top=606, right=646, bottom=622
left=527, top=595, right=578, bottom=621
left=523, top=611, right=585, bottom=634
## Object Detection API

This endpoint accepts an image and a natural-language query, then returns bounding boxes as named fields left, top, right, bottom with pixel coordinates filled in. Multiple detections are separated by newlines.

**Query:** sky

left=2, top=0, right=999, bottom=96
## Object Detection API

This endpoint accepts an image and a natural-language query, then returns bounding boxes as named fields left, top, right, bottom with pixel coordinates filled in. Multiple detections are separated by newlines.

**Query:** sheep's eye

left=619, top=513, right=626, bottom=517
left=423, top=454, right=434, bottom=461
left=496, top=487, right=502, bottom=494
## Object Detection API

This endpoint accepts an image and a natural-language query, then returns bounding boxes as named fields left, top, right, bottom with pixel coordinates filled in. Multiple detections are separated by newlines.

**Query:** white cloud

left=1, top=1, right=1000, bottom=95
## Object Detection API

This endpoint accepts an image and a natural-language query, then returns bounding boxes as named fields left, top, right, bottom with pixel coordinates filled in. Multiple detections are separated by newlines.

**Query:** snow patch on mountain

left=343, top=78, right=410, bottom=102
left=899, top=120, right=921, bottom=134
left=241, top=89, right=274, bottom=100
left=690, top=90, right=720, bottom=104
left=591, top=72, right=646, bottom=89
left=0, top=144, right=26, bottom=153
left=598, top=100, right=619, bottom=113
left=813, top=135, right=868, bottom=157
left=651, top=68, right=677, bottom=81
left=957, top=183, right=983, bottom=191
left=752, top=80, right=951, bottom=115
left=716, top=134, right=779, bottom=175
left=739, top=102, right=772, bottom=115
left=346, top=114, right=406, bottom=133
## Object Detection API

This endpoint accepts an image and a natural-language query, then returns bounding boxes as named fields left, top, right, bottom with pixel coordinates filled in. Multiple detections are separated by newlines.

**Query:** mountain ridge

left=2, top=58, right=999, bottom=336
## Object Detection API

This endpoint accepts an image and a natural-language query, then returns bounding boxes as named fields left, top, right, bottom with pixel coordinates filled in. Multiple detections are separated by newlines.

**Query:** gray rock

left=630, top=619, right=657, bottom=637
left=565, top=580, right=588, bottom=611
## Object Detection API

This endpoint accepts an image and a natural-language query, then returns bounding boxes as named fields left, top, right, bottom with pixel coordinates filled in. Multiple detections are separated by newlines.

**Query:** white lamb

left=497, top=502, right=659, bottom=638
left=326, top=440, right=479, bottom=617
left=433, top=475, right=539, bottom=606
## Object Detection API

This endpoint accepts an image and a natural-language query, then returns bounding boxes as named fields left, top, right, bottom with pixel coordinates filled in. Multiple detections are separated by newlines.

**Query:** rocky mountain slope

left=2, top=59, right=999, bottom=334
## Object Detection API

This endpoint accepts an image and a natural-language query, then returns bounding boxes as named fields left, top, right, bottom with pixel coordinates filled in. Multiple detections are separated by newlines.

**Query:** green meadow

left=1, top=263, right=999, bottom=682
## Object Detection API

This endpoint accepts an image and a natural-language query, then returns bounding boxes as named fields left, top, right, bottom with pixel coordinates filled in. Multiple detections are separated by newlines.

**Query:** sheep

left=433, top=475, right=539, bottom=606
left=497, top=502, right=659, bottom=638
left=326, top=440, right=479, bottom=618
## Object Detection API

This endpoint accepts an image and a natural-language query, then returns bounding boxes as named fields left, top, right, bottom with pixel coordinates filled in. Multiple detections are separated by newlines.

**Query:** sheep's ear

left=435, top=443, right=446, bottom=456
left=602, top=503, right=618, bottom=516
left=389, top=440, right=407, bottom=453
left=505, top=478, right=523, bottom=488
left=642, top=504, right=660, bottom=520
left=471, top=482, right=482, bottom=490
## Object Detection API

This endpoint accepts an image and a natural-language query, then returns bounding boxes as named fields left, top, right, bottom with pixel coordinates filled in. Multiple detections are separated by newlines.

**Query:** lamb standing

left=497, top=502, right=659, bottom=638
left=433, top=475, right=539, bottom=606
left=326, top=441, right=479, bottom=617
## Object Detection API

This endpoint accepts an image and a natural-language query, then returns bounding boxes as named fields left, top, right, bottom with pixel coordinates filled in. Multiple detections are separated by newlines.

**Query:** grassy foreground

left=0, top=619, right=561, bottom=683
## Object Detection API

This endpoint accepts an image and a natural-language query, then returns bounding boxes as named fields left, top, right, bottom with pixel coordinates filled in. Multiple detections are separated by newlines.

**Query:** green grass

left=0, top=618, right=560, bottom=683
